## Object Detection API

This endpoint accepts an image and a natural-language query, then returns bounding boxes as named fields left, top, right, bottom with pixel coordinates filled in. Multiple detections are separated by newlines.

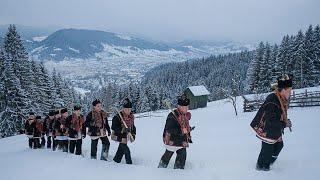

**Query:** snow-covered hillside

left=1, top=96, right=319, bottom=180
left=0, top=26, right=255, bottom=90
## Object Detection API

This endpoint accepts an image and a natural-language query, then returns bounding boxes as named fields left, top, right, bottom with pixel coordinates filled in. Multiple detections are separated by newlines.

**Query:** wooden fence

left=243, top=89, right=320, bottom=112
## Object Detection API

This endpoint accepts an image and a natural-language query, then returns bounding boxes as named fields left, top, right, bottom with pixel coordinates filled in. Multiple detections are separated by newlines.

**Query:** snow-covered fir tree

left=0, top=50, right=29, bottom=137
left=247, top=42, right=265, bottom=92
left=270, top=44, right=279, bottom=82
left=292, top=30, right=308, bottom=88
left=33, top=61, right=55, bottom=113
left=304, top=25, right=318, bottom=85
left=258, top=42, right=272, bottom=92
left=247, top=24, right=320, bottom=92
left=314, top=25, right=320, bottom=83
left=0, top=49, right=5, bottom=113
left=0, top=25, right=81, bottom=138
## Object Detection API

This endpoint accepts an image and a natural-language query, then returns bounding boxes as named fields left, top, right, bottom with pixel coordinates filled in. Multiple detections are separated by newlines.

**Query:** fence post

left=305, top=89, right=308, bottom=97
left=243, top=98, right=247, bottom=112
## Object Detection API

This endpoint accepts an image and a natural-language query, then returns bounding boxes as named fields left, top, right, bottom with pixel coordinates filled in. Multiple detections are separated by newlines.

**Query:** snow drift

left=0, top=94, right=319, bottom=180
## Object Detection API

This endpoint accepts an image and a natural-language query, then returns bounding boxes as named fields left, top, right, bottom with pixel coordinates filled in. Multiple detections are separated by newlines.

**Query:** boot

left=41, top=137, right=46, bottom=148
left=47, top=136, right=52, bottom=149
left=158, top=160, right=168, bottom=168
left=34, top=139, right=40, bottom=149
left=256, top=163, right=270, bottom=171
left=62, top=141, right=68, bottom=152
left=100, top=144, right=109, bottom=161
left=174, top=160, right=185, bottom=169
left=28, top=138, right=33, bottom=149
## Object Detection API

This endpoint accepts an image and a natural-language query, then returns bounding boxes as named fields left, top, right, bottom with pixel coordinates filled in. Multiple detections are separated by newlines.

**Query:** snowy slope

left=0, top=96, right=319, bottom=180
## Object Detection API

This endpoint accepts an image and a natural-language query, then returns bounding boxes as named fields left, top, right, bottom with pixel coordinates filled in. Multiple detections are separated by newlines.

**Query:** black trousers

left=28, top=138, right=40, bottom=149
left=69, top=139, right=82, bottom=155
left=113, top=143, right=132, bottom=164
left=257, top=141, right=284, bottom=169
left=159, top=148, right=187, bottom=169
left=91, top=136, right=110, bottom=159
left=40, top=137, right=46, bottom=148
left=52, top=138, right=57, bottom=151
left=47, top=136, right=52, bottom=148
left=57, top=140, right=68, bottom=152
left=28, top=138, right=34, bottom=148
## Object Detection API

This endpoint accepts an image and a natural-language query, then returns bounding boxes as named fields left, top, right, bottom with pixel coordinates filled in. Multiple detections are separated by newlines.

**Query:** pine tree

left=101, top=85, right=112, bottom=112
left=158, top=87, right=167, bottom=110
left=277, top=35, right=291, bottom=75
left=4, top=25, right=36, bottom=105
left=304, top=25, right=317, bottom=86
left=29, top=60, right=42, bottom=114
left=0, top=49, right=6, bottom=112
left=127, top=83, right=140, bottom=113
left=0, top=50, right=30, bottom=136
left=258, top=42, right=272, bottom=92
left=292, top=30, right=308, bottom=88
left=270, top=44, right=279, bottom=82
left=247, top=42, right=265, bottom=93
left=51, top=69, right=64, bottom=108
left=60, top=79, right=75, bottom=110
left=138, top=90, right=151, bottom=113
left=32, top=60, right=54, bottom=113
left=313, top=25, right=320, bottom=84
left=3, top=25, right=24, bottom=76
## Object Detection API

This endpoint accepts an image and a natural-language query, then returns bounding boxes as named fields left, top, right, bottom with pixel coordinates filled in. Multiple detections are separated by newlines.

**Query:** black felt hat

left=92, top=99, right=101, bottom=106
left=123, top=98, right=132, bottom=108
left=60, top=108, right=68, bottom=114
left=49, top=110, right=55, bottom=116
left=74, top=105, right=81, bottom=111
left=54, top=110, right=60, bottom=115
left=277, top=74, right=293, bottom=89
left=177, top=94, right=190, bottom=106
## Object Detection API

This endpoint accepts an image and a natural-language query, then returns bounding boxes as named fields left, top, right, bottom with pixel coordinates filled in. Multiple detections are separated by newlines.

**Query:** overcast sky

left=1, top=0, right=319, bottom=43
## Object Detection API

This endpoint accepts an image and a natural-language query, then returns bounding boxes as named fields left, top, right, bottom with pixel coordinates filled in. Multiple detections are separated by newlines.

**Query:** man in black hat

left=43, top=110, right=55, bottom=149
left=66, top=105, right=86, bottom=155
left=33, top=116, right=43, bottom=149
left=53, top=108, right=69, bottom=152
left=111, top=98, right=136, bottom=164
left=25, top=112, right=36, bottom=148
left=38, top=116, right=46, bottom=149
left=52, top=110, right=60, bottom=151
left=158, top=94, right=192, bottom=169
left=85, top=99, right=111, bottom=160
left=250, top=74, right=293, bottom=171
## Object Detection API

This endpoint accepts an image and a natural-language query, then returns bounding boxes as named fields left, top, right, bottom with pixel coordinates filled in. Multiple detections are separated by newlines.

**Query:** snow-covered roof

left=187, top=85, right=210, bottom=96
